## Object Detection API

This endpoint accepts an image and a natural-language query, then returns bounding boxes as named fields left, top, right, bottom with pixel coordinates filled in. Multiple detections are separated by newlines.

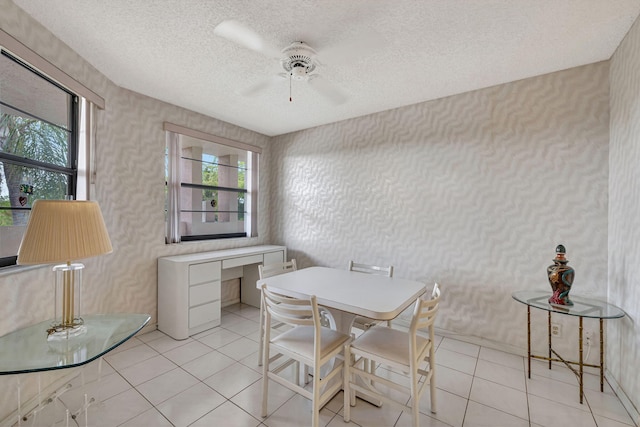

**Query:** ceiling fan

left=213, top=20, right=353, bottom=105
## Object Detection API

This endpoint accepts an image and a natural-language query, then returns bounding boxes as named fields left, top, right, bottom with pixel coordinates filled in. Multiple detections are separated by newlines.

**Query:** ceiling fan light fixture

left=280, top=42, right=317, bottom=75
left=290, top=65, right=309, bottom=81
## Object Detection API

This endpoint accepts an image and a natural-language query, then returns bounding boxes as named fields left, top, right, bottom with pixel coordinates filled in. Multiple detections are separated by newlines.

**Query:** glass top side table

left=0, top=313, right=151, bottom=375
left=512, top=290, right=625, bottom=404
left=0, top=314, right=150, bottom=425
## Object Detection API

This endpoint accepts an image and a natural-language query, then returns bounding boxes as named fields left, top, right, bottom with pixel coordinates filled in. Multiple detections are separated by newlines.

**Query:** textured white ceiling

left=12, top=0, right=640, bottom=136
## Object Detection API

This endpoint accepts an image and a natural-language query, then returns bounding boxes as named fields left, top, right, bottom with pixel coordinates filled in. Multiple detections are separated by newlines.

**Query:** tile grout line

left=459, top=348, right=480, bottom=427
left=102, top=350, right=175, bottom=427
left=190, top=318, right=298, bottom=427
left=183, top=336, right=264, bottom=424
left=523, top=355, right=532, bottom=427
left=116, top=333, right=263, bottom=427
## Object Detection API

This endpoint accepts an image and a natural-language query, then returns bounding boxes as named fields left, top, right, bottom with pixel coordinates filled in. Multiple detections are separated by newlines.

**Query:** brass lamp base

left=47, top=320, right=87, bottom=341
left=49, top=262, right=86, bottom=341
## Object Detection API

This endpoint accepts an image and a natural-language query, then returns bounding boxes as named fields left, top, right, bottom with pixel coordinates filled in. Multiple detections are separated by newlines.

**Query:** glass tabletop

left=0, top=313, right=150, bottom=375
left=512, top=290, right=625, bottom=319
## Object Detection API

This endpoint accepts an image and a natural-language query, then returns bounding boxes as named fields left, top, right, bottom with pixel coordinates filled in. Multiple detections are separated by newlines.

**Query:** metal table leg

left=527, top=306, right=531, bottom=378
left=579, top=316, right=584, bottom=404
left=548, top=311, right=552, bottom=370
left=600, top=318, right=604, bottom=392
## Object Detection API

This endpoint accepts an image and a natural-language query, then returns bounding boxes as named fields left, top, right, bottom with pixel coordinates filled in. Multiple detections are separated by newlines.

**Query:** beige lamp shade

left=17, top=200, right=113, bottom=265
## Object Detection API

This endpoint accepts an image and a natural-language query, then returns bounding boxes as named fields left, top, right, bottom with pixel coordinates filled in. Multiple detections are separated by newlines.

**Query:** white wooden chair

left=261, top=285, right=352, bottom=427
left=343, top=283, right=441, bottom=427
left=257, top=259, right=297, bottom=366
left=348, top=260, right=394, bottom=331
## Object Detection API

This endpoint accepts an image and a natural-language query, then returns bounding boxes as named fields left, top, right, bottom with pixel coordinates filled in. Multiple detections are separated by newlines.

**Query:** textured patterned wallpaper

left=2, top=0, right=636, bottom=420
left=271, top=62, right=610, bottom=357
left=609, top=12, right=640, bottom=419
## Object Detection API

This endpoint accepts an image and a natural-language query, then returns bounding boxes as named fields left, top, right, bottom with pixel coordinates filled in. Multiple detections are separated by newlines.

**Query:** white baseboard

left=396, top=321, right=604, bottom=375
left=605, top=371, right=639, bottom=426
left=393, top=317, right=526, bottom=357
left=432, top=326, right=526, bottom=357
left=222, top=298, right=240, bottom=308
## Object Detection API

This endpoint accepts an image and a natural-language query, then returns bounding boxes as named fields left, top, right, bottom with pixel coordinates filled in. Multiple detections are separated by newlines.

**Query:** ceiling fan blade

left=239, top=75, right=285, bottom=97
left=308, top=75, right=347, bottom=105
left=213, top=20, right=281, bottom=58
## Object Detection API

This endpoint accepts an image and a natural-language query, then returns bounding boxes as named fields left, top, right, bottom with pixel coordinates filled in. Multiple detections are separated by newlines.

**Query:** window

left=0, top=51, right=79, bottom=268
left=164, top=123, right=260, bottom=243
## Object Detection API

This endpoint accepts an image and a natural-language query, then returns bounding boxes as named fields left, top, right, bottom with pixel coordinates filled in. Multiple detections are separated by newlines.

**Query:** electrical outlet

left=551, top=323, right=562, bottom=338
left=585, top=330, right=593, bottom=346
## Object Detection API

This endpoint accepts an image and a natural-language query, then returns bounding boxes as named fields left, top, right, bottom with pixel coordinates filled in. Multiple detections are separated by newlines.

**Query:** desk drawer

left=189, top=261, right=221, bottom=285
left=189, top=301, right=221, bottom=328
left=263, top=250, right=284, bottom=265
left=222, top=254, right=263, bottom=269
left=189, top=281, right=220, bottom=306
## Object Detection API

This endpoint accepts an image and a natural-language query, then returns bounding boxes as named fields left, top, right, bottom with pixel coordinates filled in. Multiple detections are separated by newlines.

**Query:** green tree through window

left=0, top=114, right=69, bottom=226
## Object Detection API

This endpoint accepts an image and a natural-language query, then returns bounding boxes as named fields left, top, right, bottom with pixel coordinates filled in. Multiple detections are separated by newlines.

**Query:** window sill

left=0, top=264, right=47, bottom=278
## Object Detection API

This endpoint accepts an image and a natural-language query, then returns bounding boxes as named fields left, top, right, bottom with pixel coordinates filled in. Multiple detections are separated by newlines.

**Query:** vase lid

left=553, top=244, right=569, bottom=263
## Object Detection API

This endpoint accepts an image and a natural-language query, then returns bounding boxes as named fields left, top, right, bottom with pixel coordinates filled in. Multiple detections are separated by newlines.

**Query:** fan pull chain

left=289, top=72, right=292, bottom=102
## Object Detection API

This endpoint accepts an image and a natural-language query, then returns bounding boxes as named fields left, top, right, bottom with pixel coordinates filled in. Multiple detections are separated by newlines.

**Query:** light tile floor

left=33, top=303, right=637, bottom=426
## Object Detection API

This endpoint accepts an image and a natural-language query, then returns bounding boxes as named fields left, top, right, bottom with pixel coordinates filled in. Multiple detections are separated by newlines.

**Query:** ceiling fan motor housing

left=281, top=42, right=317, bottom=80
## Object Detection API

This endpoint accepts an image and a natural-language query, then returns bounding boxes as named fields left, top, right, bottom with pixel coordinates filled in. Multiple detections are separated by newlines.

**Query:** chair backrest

left=261, top=284, right=319, bottom=329
left=259, top=259, right=297, bottom=280
left=409, top=283, right=440, bottom=335
left=348, top=260, right=394, bottom=277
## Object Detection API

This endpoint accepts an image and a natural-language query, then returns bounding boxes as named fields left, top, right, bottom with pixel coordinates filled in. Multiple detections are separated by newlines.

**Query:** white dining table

left=256, top=266, right=428, bottom=335
left=256, top=266, right=427, bottom=406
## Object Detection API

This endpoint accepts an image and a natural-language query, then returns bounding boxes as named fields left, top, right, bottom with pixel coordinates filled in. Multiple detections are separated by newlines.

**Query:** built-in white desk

left=158, top=245, right=286, bottom=339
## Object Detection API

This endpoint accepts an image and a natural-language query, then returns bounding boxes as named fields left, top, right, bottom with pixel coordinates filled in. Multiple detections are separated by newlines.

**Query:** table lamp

left=17, top=200, right=113, bottom=340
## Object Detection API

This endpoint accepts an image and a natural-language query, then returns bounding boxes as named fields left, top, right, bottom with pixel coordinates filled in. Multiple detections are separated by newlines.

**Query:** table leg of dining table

left=324, top=308, right=349, bottom=334
left=324, top=307, right=383, bottom=408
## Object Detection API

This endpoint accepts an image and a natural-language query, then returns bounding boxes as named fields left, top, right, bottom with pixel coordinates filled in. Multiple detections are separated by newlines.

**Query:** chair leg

left=312, top=364, right=321, bottom=427
left=430, top=361, right=437, bottom=414
left=343, top=345, right=351, bottom=422
left=349, top=351, right=356, bottom=407
left=304, top=365, right=311, bottom=384
left=366, top=358, right=376, bottom=388
left=411, top=370, right=420, bottom=427
left=261, top=345, right=269, bottom=418
left=258, top=299, right=264, bottom=366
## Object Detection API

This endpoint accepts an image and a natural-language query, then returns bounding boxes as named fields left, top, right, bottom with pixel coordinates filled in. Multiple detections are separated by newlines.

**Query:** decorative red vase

left=547, top=245, right=575, bottom=307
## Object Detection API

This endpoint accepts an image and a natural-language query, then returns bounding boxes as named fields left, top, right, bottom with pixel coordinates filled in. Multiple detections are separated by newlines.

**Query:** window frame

left=164, top=122, right=261, bottom=243
left=0, top=50, right=80, bottom=268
